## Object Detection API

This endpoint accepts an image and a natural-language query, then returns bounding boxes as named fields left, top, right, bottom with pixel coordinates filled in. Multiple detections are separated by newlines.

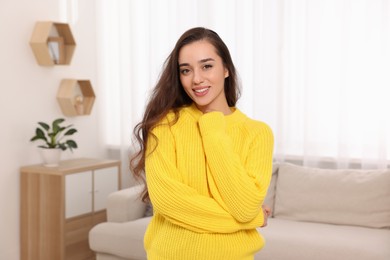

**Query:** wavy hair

left=130, top=27, right=241, bottom=201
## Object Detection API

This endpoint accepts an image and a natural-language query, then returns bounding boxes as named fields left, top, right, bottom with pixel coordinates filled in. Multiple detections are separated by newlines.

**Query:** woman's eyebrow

left=179, top=58, right=215, bottom=67
left=179, top=62, right=189, bottom=67
left=199, top=58, right=215, bottom=63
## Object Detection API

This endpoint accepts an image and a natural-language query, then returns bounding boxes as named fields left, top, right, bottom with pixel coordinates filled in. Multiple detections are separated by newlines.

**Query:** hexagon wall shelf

left=57, top=79, right=96, bottom=116
left=30, top=21, right=76, bottom=66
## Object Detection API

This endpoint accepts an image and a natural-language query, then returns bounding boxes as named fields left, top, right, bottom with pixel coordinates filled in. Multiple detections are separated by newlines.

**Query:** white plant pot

left=40, top=148, right=62, bottom=167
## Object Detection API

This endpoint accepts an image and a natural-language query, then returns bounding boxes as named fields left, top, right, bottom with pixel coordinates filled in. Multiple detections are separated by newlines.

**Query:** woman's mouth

left=193, top=87, right=210, bottom=97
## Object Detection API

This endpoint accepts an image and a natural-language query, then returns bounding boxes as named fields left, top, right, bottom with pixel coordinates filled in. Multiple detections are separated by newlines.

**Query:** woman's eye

left=203, top=64, right=213, bottom=70
left=180, top=69, right=190, bottom=75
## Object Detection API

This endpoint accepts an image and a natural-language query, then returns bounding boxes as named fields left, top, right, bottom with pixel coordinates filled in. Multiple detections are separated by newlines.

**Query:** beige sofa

left=89, top=163, right=390, bottom=260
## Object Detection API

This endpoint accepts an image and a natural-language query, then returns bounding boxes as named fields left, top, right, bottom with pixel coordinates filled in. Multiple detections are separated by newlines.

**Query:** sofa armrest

left=106, top=184, right=147, bottom=223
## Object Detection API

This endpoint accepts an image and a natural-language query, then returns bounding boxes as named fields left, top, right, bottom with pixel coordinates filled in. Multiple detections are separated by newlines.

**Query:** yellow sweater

left=144, top=104, right=274, bottom=260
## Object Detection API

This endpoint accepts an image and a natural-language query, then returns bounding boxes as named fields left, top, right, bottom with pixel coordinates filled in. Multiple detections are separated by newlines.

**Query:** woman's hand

left=261, top=205, right=272, bottom=227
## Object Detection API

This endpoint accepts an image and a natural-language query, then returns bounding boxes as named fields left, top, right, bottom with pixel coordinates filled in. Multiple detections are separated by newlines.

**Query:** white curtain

left=96, top=0, right=390, bottom=185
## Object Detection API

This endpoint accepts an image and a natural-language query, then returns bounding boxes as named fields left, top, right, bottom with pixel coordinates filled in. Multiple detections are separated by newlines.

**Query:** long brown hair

left=130, top=27, right=241, bottom=201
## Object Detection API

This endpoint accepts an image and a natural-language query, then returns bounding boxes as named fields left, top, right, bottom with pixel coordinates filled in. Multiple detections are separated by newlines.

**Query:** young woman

left=131, top=27, right=274, bottom=260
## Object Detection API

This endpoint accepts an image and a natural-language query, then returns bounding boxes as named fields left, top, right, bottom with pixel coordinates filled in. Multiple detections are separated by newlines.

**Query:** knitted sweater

left=144, top=104, right=274, bottom=260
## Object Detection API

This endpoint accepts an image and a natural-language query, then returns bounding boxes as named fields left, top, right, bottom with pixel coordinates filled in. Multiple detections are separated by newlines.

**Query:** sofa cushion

left=89, top=217, right=150, bottom=260
left=107, top=185, right=147, bottom=223
left=274, top=163, right=390, bottom=228
left=256, top=218, right=390, bottom=260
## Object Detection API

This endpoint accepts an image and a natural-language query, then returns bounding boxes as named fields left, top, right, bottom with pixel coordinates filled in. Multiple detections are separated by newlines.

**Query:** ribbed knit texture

left=144, top=104, right=274, bottom=260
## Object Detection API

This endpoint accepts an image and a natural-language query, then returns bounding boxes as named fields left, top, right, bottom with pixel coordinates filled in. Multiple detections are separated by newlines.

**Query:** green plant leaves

left=52, top=118, right=65, bottom=127
left=58, top=143, right=67, bottom=151
left=30, top=128, right=46, bottom=141
left=52, top=118, right=64, bottom=133
left=38, top=122, right=50, bottom=131
left=66, top=140, right=78, bottom=152
left=30, top=118, right=78, bottom=152
left=64, top=128, right=77, bottom=136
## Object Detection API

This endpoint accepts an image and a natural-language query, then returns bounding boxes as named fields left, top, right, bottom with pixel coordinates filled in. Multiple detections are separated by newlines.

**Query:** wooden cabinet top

left=20, top=158, right=120, bottom=175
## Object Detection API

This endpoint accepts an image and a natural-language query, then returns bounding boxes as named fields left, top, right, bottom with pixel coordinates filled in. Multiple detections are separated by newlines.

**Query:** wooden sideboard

left=20, top=158, right=121, bottom=260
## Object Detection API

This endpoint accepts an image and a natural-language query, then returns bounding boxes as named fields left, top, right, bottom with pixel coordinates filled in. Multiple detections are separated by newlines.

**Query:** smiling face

left=178, top=40, right=230, bottom=114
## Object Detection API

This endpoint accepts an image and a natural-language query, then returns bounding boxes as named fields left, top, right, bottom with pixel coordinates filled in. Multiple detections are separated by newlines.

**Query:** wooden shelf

left=57, top=79, right=96, bottom=117
left=30, top=21, right=76, bottom=66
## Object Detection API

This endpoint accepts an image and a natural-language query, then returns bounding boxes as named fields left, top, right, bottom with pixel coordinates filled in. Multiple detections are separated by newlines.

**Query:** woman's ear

left=224, top=68, right=229, bottom=78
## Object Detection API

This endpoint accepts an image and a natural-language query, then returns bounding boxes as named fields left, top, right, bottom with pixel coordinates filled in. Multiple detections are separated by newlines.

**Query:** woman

left=131, top=27, right=274, bottom=260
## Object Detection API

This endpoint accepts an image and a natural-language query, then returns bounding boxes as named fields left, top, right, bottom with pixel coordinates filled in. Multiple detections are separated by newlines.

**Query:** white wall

left=0, top=0, right=105, bottom=259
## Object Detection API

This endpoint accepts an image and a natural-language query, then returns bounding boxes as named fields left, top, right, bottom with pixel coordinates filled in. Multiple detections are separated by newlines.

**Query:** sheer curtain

left=96, top=0, right=390, bottom=185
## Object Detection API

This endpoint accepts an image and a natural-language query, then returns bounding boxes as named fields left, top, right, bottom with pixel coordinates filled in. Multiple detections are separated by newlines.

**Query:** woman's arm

left=198, top=112, right=274, bottom=223
left=145, top=118, right=265, bottom=233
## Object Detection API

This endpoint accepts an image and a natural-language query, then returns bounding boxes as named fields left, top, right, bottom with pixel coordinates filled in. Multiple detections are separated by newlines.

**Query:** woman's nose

left=193, top=69, right=204, bottom=85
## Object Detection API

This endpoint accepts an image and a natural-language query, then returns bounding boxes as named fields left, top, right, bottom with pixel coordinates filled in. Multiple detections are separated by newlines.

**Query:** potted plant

left=30, top=118, right=78, bottom=167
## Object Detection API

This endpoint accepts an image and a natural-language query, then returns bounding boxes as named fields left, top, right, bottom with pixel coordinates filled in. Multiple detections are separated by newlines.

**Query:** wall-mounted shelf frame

left=57, top=79, right=96, bottom=116
left=30, top=21, right=76, bottom=66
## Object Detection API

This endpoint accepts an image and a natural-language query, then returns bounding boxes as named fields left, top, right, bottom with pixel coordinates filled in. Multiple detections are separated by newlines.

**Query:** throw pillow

left=274, top=163, right=390, bottom=228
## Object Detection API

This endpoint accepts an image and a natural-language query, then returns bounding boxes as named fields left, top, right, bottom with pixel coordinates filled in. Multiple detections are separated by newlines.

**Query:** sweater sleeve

left=145, top=118, right=265, bottom=233
left=198, top=112, right=274, bottom=223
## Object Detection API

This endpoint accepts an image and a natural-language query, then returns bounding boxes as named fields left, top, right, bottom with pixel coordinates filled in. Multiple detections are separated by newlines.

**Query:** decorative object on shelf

left=57, top=79, right=96, bottom=116
left=30, top=118, right=78, bottom=167
left=74, top=95, right=84, bottom=115
left=47, top=37, right=65, bottom=64
left=30, top=21, right=76, bottom=66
